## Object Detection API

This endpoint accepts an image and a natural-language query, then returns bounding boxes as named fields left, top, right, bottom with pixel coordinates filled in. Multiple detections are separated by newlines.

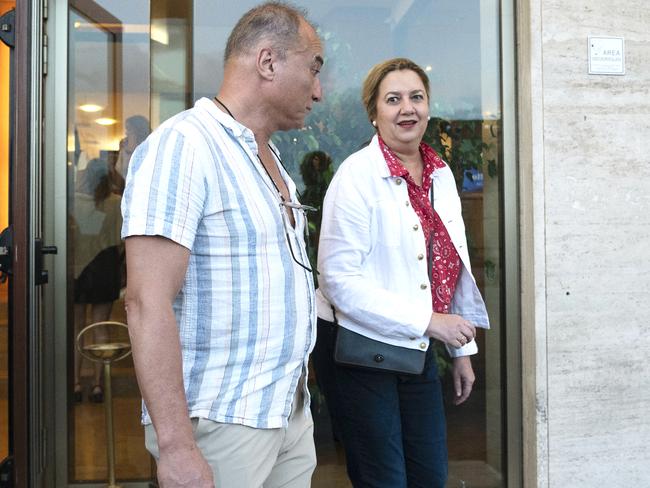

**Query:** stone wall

left=519, top=1, right=650, bottom=486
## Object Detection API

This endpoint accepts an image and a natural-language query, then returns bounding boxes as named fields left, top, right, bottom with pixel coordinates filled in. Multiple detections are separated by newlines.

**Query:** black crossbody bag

left=332, top=181, right=435, bottom=375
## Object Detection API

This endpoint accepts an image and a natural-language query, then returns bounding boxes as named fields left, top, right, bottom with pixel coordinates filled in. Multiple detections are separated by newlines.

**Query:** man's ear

left=256, top=47, right=276, bottom=81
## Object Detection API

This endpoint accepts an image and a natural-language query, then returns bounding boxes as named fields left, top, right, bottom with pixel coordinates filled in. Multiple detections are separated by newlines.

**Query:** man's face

left=273, top=20, right=323, bottom=131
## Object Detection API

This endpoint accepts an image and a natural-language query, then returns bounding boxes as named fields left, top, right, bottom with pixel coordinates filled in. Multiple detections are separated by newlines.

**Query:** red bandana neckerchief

left=378, top=135, right=461, bottom=313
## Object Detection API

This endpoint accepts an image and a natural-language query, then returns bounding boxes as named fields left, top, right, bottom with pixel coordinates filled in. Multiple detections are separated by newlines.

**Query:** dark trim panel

left=12, top=0, right=32, bottom=486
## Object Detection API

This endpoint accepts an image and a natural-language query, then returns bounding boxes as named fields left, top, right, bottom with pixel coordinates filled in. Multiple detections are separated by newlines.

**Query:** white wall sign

left=588, top=36, right=625, bottom=75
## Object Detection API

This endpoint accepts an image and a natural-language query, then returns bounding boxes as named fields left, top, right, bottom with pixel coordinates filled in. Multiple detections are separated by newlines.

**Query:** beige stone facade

left=518, top=1, right=650, bottom=486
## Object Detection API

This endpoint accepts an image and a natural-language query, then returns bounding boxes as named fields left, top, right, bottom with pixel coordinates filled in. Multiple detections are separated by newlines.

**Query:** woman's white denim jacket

left=316, top=135, right=489, bottom=357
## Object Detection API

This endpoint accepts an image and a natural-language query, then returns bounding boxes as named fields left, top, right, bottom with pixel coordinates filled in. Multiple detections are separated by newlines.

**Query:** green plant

left=424, top=117, right=496, bottom=191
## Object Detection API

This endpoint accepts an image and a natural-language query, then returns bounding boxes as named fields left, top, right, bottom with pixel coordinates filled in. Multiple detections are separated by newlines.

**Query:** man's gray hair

left=224, top=2, right=313, bottom=63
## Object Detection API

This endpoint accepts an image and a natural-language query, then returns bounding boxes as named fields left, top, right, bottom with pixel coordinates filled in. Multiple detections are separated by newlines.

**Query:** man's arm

left=124, top=235, right=213, bottom=487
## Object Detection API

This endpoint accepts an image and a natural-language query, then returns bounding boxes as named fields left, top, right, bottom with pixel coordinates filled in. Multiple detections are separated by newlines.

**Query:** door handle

left=0, top=456, right=13, bottom=487
left=35, top=238, right=57, bottom=286
left=0, top=226, right=12, bottom=283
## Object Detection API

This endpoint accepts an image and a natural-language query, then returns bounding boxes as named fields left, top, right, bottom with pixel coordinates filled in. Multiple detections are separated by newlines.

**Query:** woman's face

left=374, top=69, right=429, bottom=152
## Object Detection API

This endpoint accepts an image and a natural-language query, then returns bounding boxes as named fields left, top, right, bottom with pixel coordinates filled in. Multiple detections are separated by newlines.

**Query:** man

left=121, top=3, right=323, bottom=487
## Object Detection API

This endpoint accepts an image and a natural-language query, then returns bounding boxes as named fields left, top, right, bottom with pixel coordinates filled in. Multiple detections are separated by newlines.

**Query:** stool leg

left=103, top=360, right=119, bottom=487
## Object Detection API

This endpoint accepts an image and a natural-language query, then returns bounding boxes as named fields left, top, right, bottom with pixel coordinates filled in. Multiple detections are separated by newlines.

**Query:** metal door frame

left=9, top=0, right=49, bottom=485
left=37, top=0, right=523, bottom=486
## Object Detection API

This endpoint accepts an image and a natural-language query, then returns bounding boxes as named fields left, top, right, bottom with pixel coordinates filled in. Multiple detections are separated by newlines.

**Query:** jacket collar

left=368, top=134, right=435, bottom=185
left=367, top=135, right=392, bottom=179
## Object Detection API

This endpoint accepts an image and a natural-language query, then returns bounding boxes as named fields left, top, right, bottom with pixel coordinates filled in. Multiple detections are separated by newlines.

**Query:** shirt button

left=419, top=342, right=427, bottom=350
left=395, top=178, right=402, bottom=185
left=405, top=201, right=410, bottom=207
left=413, top=224, right=419, bottom=231
left=417, top=253, right=424, bottom=260
left=420, top=283, right=428, bottom=290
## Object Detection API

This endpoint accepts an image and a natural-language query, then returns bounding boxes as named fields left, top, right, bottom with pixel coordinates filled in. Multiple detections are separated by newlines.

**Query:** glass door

left=65, top=0, right=190, bottom=483
left=194, top=1, right=508, bottom=486
left=58, top=0, right=514, bottom=485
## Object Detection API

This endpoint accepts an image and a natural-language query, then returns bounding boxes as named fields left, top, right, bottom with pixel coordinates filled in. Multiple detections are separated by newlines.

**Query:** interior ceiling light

left=95, top=118, right=117, bottom=126
left=79, top=104, right=103, bottom=113
left=151, top=24, right=169, bottom=45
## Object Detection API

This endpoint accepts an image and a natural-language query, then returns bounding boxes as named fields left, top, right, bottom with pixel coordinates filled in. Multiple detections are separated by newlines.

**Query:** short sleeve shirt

left=121, top=98, right=316, bottom=429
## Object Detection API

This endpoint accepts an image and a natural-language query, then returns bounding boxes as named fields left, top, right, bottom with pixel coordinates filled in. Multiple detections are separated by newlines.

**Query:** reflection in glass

left=66, top=0, right=157, bottom=482
left=72, top=158, right=123, bottom=404
left=61, top=0, right=507, bottom=484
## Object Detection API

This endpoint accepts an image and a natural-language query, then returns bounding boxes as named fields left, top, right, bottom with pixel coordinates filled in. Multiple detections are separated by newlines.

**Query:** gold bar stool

left=76, top=321, right=131, bottom=488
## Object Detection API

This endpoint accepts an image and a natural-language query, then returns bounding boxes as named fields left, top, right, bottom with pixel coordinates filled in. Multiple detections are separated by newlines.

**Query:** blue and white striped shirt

left=121, top=98, right=316, bottom=429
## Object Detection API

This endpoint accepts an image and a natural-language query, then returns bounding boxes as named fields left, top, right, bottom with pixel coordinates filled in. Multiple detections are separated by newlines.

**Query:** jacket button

left=374, top=354, right=385, bottom=363
left=419, top=342, right=427, bottom=349
left=417, top=254, right=424, bottom=260
left=413, top=224, right=419, bottom=231
left=395, top=178, right=402, bottom=185
left=420, top=283, right=428, bottom=290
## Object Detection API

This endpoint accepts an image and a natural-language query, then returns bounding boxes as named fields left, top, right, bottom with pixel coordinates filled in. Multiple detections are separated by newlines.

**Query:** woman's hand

left=451, top=356, right=475, bottom=405
left=425, top=313, right=476, bottom=348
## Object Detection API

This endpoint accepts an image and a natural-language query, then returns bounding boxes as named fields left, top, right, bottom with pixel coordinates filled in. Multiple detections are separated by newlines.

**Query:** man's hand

left=425, top=313, right=476, bottom=348
left=451, top=356, right=475, bottom=405
left=157, top=444, right=215, bottom=488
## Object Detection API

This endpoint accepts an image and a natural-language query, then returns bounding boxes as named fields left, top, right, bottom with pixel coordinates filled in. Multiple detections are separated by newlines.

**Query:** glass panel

left=65, top=0, right=181, bottom=482
left=63, top=0, right=506, bottom=484
left=0, top=0, right=15, bottom=465
left=194, top=1, right=505, bottom=486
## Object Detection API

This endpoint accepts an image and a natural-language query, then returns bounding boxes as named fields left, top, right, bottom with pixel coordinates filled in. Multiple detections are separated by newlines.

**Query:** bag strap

left=331, top=305, right=338, bottom=325
left=427, top=180, right=435, bottom=283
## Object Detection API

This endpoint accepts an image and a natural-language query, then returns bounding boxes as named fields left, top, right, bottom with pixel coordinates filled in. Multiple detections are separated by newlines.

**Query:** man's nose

left=312, top=78, right=322, bottom=103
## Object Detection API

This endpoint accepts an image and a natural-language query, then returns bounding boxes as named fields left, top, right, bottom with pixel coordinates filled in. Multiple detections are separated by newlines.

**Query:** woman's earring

left=427, top=115, right=431, bottom=121
left=372, top=120, right=377, bottom=127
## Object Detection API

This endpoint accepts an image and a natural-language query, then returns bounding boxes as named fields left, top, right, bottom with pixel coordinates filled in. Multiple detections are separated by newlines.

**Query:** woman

left=72, top=158, right=123, bottom=402
left=313, top=58, right=489, bottom=487
left=116, top=114, right=150, bottom=178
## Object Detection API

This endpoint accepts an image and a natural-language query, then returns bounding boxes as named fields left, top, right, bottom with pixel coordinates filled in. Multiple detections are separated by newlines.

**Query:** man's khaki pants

left=145, top=389, right=316, bottom=488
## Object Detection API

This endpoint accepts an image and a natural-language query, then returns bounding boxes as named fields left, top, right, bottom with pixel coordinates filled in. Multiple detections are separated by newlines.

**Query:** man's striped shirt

left=121, top=97, right=316, bottom=429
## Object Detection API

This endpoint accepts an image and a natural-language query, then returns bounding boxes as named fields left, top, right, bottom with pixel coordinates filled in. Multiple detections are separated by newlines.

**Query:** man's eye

left=412, top=94, right=424, bottom=100
left=387, top=97, right=399, bottom=103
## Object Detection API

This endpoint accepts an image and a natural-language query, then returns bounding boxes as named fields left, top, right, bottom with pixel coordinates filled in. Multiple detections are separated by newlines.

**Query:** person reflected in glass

left=299, top=150, right=332, bottom=266
left=313, top=58, right=490, bottom=487
left=72, top=158, right=123, bottom=403
left=116, top=115, right=151, bottom=179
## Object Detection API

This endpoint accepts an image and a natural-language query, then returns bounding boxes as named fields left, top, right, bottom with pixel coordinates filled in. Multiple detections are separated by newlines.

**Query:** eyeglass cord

left=213, top=96, right=314, bottom=273
left=214, top=97, right=289, bottom=200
